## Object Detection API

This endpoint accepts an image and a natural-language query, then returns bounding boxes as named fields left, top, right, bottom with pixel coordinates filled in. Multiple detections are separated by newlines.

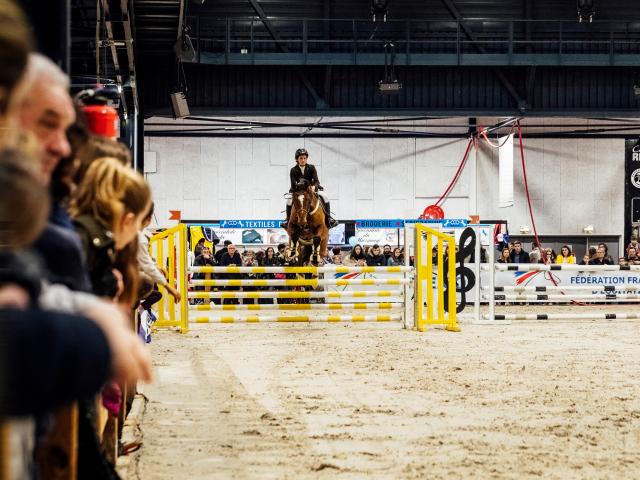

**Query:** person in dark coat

left=218, top=244, right=242, bottom=304
left=282, top=148, right=338, bottom=229
left=366, top=244, right=387, bottom=266
left=508, top=240, right=531, bottom=264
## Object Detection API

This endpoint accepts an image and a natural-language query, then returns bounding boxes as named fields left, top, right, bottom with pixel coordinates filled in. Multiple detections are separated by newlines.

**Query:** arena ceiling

left=66, top=1, right=640, bottom=120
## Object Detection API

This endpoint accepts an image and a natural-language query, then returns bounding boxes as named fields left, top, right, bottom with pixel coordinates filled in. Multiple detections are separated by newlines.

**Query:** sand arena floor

left=131, top=305, right=640, bottom=479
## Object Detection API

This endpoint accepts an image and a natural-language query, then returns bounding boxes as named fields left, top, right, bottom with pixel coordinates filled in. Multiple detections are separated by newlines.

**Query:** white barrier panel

left=474, top=266, right=640, bottom=301
left=492, top=264, right=640, bottom=272
left=189, top=278, right=410, bottom=287
left=489, top=285, right=640, bottom=292
left=188, top=290, right=403, bottom=299
left=486, top=294, right=640, bottom=302
left=488, top=312, right=640, bottom=321
left=193, top=314, right=402, bottom=323
left=190, top=303, right=403, bottom=311
left=190, top=266, right=412, bottom=274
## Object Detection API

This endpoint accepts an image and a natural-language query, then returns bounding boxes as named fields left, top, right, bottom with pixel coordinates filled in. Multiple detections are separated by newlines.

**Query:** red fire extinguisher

left=83, top=104, right=119, bottom=139
left=76, top=84, right=121, bottom=138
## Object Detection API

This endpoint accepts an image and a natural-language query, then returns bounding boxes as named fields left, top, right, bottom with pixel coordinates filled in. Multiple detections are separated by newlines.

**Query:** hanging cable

left=517, top=120, right=584, bottom=305
left=434, top=137, right=474, bottom=207
left=479, top=124, right=516, bottom=148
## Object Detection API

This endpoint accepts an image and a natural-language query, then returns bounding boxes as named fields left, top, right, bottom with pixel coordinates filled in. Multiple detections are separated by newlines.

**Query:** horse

left=286, top=179, right=328, bottom=266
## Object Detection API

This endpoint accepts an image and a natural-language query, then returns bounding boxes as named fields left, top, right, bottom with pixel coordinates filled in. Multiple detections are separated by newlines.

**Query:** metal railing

left=185, top=17, right=640, bottom=64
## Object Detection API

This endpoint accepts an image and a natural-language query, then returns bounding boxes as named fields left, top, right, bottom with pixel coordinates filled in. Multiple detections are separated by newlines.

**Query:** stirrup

left=328, top=218, right=339, bottom=228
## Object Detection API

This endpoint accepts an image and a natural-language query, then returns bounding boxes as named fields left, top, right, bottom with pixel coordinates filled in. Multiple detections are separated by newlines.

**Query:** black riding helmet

left=295, top=148, right=308, bottom=159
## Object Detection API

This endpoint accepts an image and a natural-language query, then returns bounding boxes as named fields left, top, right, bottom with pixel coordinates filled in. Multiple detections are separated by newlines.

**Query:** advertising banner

left=625, top=138, right=640, bottom=247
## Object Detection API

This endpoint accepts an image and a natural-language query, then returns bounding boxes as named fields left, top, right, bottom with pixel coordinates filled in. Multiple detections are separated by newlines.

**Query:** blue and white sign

left=405, top=218, right=469, bottom=228
left=219, top=220, right=282, bottom=229
left=355, top=219, right=404, bottom=229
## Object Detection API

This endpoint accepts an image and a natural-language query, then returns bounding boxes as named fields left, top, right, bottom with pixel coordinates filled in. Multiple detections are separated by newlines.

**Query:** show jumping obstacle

left=187, top=265, right=414, bottom=327
left=149, top=222, right=460, bottom=333
left=476, top=246, right=640, bottom=323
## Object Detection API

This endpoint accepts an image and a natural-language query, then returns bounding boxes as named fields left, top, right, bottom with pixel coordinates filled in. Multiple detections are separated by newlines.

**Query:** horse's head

left=293, top=188, right=313, bottom=228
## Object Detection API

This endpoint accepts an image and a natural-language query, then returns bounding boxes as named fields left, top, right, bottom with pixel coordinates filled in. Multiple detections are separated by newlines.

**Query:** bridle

left=295, top=188, right=320, bottom=226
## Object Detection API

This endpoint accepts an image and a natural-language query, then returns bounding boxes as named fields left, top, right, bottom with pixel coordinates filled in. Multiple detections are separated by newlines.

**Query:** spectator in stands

left=219, top=244, right=242, bottom=304
left=263, top=246, right=280, bottom=267
left=555, top=245, right=575, bottom=264
left=529, top=242, right=542, bottom=264
left=194, top=238, right=206, bottom=257
left=590, top=246, right=614, bottom=265
left=542, top=248, right=556, bottom=265
left=508, top=240, right=530, bottom=263
left=627, top=247, right=640, bottom=265
left=497, top=247, right=511, bottom=263
left=383, top=244, right=392, bottom=262
left=71, top=133, right=131, bottom=182
left=255, top=249, right=265, bottom=266
left=0, top=148, right=151, bottom=477
left=366, top=244, right=386, bottom=266
left=332, top=253, right=343, bottom=265
left=71, top=158, right=151, bottom=301
left=598, top=242, right=615, bottom=264
left=345, top=244, right=366, bottom=266
left=588, top=246, right=597, bottom=260
left=579, top=254, right=590, bottom=265
left=215, top=239, right=232, bottom=264
left=138, top=204, right=181, bottom=313
left=18, top=54, right=75, bottom=185
left=627, top=235, right=639, bottom=257
left=17, top=54, right=92, bottom=292
left=0, top=1, right=32, bottom=139
left=243, top=249, right=258, bottom=267
left=192, top=246, right=215, bottom=305
left=387, top=247, right=404, bottom=266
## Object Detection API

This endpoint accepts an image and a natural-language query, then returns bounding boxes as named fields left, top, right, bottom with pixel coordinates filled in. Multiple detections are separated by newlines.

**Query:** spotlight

left=371, top=0, right=388, bottom=22
left=577, top=0, right=594, bottom=23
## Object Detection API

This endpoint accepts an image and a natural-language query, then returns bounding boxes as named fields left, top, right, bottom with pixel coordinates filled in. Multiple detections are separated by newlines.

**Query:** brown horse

left=286, top=180, right=328, bottom=266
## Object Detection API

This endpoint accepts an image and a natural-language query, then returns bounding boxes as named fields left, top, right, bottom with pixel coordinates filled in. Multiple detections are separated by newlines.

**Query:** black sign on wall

left=624, top=139, right=640, bottom=247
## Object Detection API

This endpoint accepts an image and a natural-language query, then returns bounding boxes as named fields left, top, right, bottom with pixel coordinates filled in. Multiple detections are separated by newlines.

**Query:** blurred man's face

left=596, top=247, right=605, bottom=258
left=514, top=243, right=522, bottom=253
left=19, top=82, right=75, bottom=185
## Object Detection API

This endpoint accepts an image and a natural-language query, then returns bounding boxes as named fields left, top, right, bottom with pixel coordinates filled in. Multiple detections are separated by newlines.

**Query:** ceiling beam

left=247, top=0, right=327, bottom=108
left=121, top=0, right=138, bottom=110
left=100, top=0, right=128, bottom=116
left=440, top=0, right=527, bottom=111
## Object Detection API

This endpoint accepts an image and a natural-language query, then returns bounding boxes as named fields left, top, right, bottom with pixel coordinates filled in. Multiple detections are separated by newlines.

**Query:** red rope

left=435, top=137, right=474, bottom=207
left=516, top=120, right=582, bottom=305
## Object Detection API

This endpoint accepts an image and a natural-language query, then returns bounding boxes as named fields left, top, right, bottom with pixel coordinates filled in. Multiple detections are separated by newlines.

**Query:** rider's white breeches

left=287, top=191, right=329, bottom=206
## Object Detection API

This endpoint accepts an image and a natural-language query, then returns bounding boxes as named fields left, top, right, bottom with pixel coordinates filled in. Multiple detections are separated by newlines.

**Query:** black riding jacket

left=289, top=164, right=320, bottom=192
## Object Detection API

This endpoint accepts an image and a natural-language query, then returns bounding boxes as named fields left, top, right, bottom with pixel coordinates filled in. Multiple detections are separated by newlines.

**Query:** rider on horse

left=282, top=148, right=338, bottom=229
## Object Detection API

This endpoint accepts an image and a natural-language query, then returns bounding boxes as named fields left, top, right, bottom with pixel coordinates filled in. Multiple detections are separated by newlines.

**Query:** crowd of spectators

left=0, top=2, right=160, bottom=477
left=495, top=239, right=638, bottom=265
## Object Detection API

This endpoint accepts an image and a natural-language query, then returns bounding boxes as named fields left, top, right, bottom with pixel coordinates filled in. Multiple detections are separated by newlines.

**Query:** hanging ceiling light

left=577, top=0, right=595, bottom=23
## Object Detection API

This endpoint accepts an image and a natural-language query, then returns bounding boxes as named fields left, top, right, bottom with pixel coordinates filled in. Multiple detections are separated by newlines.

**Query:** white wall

left=144, top=128, right=624, bottom=235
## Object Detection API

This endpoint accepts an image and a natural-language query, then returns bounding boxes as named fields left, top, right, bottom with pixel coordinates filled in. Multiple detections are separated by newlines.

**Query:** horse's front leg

left=311, top=235, right=322, bottom=265
left=288, top=230, right=299, bottom=262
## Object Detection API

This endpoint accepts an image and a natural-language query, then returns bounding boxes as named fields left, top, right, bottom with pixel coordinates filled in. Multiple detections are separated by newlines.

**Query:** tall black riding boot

left=324, top=202, right=339, bottom=228
left=282, top=204, right=292, bottom=228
